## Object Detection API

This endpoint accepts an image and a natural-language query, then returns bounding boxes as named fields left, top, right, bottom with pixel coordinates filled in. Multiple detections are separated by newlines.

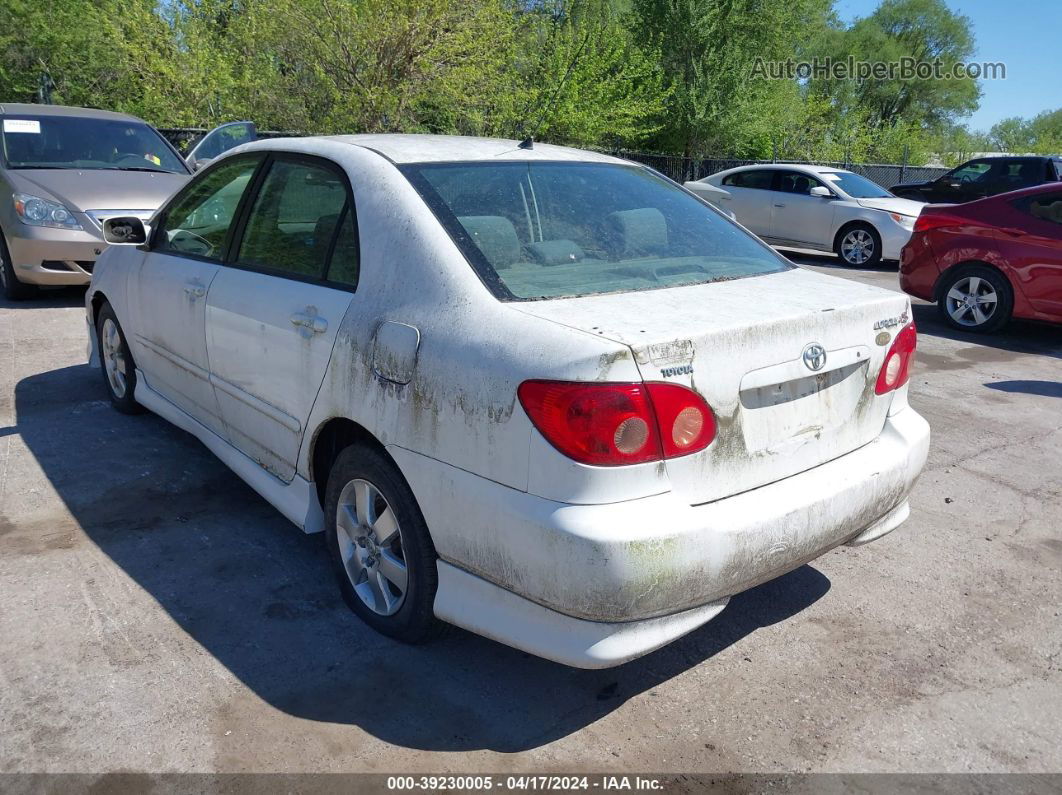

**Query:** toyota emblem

left=802, top=343, right=827, bottom=371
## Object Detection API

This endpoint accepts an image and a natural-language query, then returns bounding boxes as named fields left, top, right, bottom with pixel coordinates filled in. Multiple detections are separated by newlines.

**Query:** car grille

left=40, top=260, right=94, bottom=273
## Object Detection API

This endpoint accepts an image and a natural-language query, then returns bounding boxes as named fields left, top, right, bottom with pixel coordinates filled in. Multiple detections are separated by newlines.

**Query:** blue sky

left=834, top=0, right=1061, bottom=131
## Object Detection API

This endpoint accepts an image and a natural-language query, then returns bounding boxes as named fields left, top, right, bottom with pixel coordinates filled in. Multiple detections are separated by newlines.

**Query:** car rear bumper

left=5, top=223, right=104, bottom=285
left=899, top=234, right=940, bottom=301
left=390, top=406, right=930, bottom=667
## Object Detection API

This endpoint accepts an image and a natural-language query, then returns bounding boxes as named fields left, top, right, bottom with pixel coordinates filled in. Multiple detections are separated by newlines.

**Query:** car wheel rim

left=101, top=318, right=128, bottom=398
left=841, top=229, right=874, bottom=264
left=946, top=275, right=998, bottom=327
left=336, top=478, right=408, bottom=616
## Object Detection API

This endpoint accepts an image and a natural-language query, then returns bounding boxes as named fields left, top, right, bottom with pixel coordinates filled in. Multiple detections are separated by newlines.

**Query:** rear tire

left=1, top=234, right=36, bottom=301
left=96, top=302, right=144, bottom=414
left=834, top=223, right=882, bottom=268
left=324, top=443, right=443, bottom=643
left=937, top=264, right=1013, bottom=334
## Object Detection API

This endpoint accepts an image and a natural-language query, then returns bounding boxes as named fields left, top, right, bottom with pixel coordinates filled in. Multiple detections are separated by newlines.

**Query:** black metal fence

left=600, top=150, right=948, bottom=189
left=157, top=127, right=947, bottom=189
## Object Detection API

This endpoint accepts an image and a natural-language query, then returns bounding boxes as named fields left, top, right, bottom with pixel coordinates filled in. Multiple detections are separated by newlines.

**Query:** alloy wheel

left=335, top=478, right=408, bottom=616
left=101, top=318, right=128, bottom=399
left=841, top=229, right=875, bottom=265
left=945, top=275, right=998, bottom=327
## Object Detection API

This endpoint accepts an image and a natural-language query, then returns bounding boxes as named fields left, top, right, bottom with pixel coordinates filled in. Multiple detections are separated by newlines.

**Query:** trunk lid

left=515, top=267, right=912, bottom=505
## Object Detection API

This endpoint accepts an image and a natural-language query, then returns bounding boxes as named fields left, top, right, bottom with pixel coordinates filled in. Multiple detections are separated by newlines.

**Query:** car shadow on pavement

left=13, top=362, right=832, bottom=753
left=777, top=248, right=898, bottom=273
left=0, top=286, right=86, bottom=310
left=984, top=380, right=1062, bottom=398
left=910, top=303, right=1062, bottom=361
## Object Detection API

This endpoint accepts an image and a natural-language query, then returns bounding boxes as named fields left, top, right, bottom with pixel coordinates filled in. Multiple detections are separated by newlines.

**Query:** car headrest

left=605, top=208, right=668, bottom=257
left=458, top=215, right=521, bottom=268
left=528, top=239, right=584, bottom=266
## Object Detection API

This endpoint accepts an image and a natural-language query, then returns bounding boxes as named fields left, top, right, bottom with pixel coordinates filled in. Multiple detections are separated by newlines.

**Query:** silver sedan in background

left=685, top=164, right=925, bottom=267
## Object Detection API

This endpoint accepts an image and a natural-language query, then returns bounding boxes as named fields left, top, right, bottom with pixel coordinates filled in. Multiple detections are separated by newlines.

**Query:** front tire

left=324, top=444, right=443, bottom=643
left=96, top=302, right=144, bottom=414
left=937, top=264, right=1013, bottom=334
left=1, top=234, right=36, bottom=301
left=835, top=223, right=882, bottom=268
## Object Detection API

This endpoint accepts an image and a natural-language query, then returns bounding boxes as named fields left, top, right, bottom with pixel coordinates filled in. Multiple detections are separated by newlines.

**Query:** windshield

left=1, top=115, right=187, bottom=174
left=402, top=161, right=791, bottom=301
left=819, top=171, right=892, bottom=199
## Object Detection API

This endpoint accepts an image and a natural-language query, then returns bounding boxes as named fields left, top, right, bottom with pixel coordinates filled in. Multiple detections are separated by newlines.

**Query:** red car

left=900, top=183, right=1062, bottom=333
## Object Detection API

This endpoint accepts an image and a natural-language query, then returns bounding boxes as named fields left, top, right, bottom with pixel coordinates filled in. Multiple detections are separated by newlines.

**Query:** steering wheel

left=168, top=229, right=214, bottom=257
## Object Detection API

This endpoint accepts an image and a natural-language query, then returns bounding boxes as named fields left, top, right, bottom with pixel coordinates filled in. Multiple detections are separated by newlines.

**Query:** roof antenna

left=517, top=30, right=591, bottom=148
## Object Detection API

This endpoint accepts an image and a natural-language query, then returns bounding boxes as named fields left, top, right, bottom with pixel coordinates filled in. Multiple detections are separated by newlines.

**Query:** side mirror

left=188, top=155, right=213, bottom=172
left=103, top=216, right=148, bottom=245
left=810, top=186, right=832, bottom=198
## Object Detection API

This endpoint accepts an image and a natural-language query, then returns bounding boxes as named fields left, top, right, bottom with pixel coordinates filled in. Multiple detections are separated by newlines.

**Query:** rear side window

left=722, top=170, right=774, bottom=189
left=236, top=159, right=350, bottom=280
left=1000, top=160, right=1044, bottom=190
left=1018, top=193, right=1062, bottom=226
left=326, top=207, right=360, bottom=287
left=402, top=161, right=790, bottom=301
left=156, top=156, right=260, bottom=260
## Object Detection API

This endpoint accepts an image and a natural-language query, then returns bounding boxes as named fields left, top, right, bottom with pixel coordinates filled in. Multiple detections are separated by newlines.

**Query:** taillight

left=517, top=380, right=716, bottom=466
left=913, top=213, right=970, bottom=233
left=646, top=382, right=717, bottom=458
left=875, top=323, right=917, bottom=395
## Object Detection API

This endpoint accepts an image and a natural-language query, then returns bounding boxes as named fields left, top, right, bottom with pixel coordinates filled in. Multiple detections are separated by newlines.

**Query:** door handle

left=183, top=281, right=206, bottom=299
left=290, top=309, right=328, bottom=334
left=773, top=203, right=786, bottom=208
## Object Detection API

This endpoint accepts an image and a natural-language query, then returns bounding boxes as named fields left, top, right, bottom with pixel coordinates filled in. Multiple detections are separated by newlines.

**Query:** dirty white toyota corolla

left=86, top=135, right=929, bottom=668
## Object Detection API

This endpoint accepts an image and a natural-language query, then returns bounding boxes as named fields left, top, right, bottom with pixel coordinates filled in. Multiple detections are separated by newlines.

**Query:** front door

left=130, top=154, right=262, bottom=436
left=205, top=155, right=359, bottom=481
left=769, top=170, right=833, bottom=248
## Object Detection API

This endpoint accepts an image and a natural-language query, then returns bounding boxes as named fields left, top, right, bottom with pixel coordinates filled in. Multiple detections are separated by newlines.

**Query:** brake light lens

left=913, top=212, right=970, bottom=233
left=646, top=382, right=717, bottom=458
left=517, top=380, right=716, bottom=466
left=875, top=323, right=917, bottom=395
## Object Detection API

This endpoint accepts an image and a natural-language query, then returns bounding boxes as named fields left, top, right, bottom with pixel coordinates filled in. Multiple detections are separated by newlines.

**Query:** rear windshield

left=1, top=114, right=187, bottom=174
left=402, top=161, right=791, bottom=301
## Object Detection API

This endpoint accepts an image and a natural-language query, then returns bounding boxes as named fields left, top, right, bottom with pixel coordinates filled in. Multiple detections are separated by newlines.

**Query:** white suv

left=87, top=135, right=929, bottom=668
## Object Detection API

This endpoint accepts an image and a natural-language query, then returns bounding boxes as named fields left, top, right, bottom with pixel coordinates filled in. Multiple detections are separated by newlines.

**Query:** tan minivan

left=0, top=104, right=235, bottom=300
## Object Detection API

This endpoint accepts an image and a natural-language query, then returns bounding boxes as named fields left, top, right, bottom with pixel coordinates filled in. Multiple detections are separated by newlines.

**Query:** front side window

left=820, top=171, right=891, bottom=199
left=236, top=159, right=350, bottom=280
left=1, top=114, right=187, bottom=173
left=776, top=171, right=824, bottom=195
left=947, top=160, right=993, bottom=184
left=403, top=161, right=791, bottom=301
left=722, top=169, right=774, bottom=189
left=156, top=156, right=260, bottom=259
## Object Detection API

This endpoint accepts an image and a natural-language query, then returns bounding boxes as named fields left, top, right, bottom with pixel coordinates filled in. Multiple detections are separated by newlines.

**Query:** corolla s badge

left=802, top=343, right=827, bottom=371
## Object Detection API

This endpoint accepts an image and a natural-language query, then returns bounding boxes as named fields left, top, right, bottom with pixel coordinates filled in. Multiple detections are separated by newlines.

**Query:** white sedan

left=685, top=164, right=925, bottom=267
left=86, top=135, right=929, bottom=668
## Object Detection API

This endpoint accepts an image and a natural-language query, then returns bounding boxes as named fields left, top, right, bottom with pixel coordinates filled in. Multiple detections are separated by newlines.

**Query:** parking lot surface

left=1, top=252, right=1060, bottom=774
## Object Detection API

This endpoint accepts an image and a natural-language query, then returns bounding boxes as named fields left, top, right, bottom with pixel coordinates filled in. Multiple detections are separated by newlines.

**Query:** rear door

left=130, top=154, right=262, bottom=436
left=204, top=153, right=358, bottom=481
left=1002, top=191, right=1062, bottom=316
left=719, top=169, right=776, bottom=236
left=768, top=170, right=834, bottom=247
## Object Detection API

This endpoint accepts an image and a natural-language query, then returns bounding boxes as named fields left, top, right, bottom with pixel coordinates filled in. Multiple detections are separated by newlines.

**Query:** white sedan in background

left=685, top=164, right=925, bottom=267
left=87, top=135, right=928, bottom=668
